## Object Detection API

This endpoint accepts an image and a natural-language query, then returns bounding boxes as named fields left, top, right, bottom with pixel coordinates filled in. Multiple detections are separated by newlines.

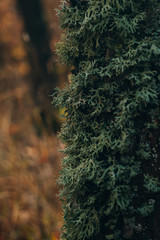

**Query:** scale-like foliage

left=52, top=0, right=160, bottom=239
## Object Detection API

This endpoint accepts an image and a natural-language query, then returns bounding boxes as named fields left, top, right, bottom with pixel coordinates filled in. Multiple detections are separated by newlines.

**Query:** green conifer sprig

left=52, top=0, right=160, bottom=239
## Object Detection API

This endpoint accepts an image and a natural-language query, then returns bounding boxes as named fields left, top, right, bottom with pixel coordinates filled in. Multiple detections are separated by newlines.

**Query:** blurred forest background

left=0, top=0, right=67, bottom=239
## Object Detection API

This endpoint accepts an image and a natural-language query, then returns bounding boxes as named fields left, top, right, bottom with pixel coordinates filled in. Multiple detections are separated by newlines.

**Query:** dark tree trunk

left=16, top=0, right=60, bottom=133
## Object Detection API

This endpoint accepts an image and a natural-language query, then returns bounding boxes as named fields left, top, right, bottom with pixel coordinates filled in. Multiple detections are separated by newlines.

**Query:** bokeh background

left=0, top=0, right=67, bottom=239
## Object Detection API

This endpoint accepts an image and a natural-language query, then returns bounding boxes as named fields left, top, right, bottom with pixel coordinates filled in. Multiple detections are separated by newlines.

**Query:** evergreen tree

left=53, top=0, right=160, bottom=239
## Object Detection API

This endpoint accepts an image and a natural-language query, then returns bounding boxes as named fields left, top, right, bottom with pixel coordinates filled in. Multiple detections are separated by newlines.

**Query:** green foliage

left=52, top=0, right=160, bottom=239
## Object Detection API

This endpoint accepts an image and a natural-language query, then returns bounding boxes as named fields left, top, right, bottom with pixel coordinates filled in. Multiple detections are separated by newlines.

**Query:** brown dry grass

left=0, top=0, right=65, bottom=239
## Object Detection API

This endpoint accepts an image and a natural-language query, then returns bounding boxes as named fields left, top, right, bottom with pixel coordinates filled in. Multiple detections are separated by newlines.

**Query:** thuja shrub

left=52, top=0, right=160, bottom=239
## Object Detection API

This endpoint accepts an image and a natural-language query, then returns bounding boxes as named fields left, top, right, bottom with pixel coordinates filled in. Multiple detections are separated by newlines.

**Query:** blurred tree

left=16, top=0, right=60, bottom=133
left=0, top=1, right=62, bottom=240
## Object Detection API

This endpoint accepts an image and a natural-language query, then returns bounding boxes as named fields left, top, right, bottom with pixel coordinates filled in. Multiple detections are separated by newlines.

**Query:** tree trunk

left=17, top=0, right=60, bottom=133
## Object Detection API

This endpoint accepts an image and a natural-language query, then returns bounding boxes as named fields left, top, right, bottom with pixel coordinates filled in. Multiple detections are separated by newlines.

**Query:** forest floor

left=0, top=0, right=65, bottom=239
